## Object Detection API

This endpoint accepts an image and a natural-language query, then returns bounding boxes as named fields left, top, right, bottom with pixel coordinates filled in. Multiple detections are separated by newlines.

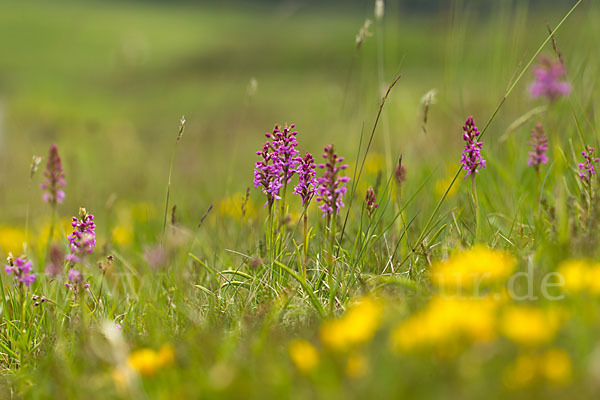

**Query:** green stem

left=328, top=213, right=337, bottom=315
left=302, top=212, right=308, bottom=279
left=44, top=205, right=57, bottom=263
left=24, top=179, right=32, bottom=257
left=280, top=181, right=287, bottom=225
left=472, top=175, right=480, bottom=243
left=268, top=203, right=274, bottom=281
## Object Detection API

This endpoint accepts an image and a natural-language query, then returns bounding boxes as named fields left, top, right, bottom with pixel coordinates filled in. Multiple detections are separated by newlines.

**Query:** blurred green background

left=0, top=0, right=597, bottom=227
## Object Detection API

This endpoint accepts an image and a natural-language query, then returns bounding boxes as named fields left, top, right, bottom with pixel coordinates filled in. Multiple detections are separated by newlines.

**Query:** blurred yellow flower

left=346, top=354, right=367, bottom=379
left=112, top=225, right=133, bottom=247
left=364, top=153, right=385, bottom=175
left=112, top=366, right=133, bottom=392
left=434, top=165, right=461, bottom=198
left=218, top=192, right=257, bottom=220
left=503, top=348, right=572, bottom=390
left=540, top=347, right=572, bottom=385
left=127, top=345, right=174, bottom=376
left=0, top=226, right=26, bottom=256
left=288, top=339, right=319, bottom=373
left=34, top=218, right=72, bottom=250
left=131, top=202, right=158, bottom=222
left=392, top=296, right=499, bottom=352
left=503, top=353, right=537, bottom=389
left=431, top=246, right=516, bottom=290
left=501, top=306, right=561, bottom=347
left=320, top=297, right=383, bottom=351
left=557, top=259, right=600, bottom=295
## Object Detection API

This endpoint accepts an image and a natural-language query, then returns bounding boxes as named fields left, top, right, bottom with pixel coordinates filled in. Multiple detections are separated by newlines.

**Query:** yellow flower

left=112, top=366, right=134, bottom=392
left=320, top=297, right=383, bottom=351
left=127, top=345, right=174, bottom=376
left=217, top=193, right=257, bottom=220
left=364, top=153, right=385, bottom=175
left=34, top=218, right=72, bottom=250
left=131, top=202, right=158, bottom=222
left=503, top=353, right=537, bottom=389
left=346, top=354, right=367, bottom=379
left=0, top=226, right=26, bottom=256
left=434, top=165, right=461, bottom=198
left=540, top=347, right=572, bottom=385
left=503, top=348, right=572, bottom=390
left=557, top=259, right=600, bottom=295
left=288, top=339, right=319, bottom=373
left=431, top=246, right=516, bottom=290
left=391, top=296, right=498, bottom=352
left=501, top=306, right=561, bottom=347
left=112, top=225, right=133, bottom=247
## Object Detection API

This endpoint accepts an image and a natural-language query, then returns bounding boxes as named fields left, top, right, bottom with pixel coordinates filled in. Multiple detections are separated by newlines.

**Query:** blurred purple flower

left=40, top=143, right=66, bottom=205
left=64, top=268, right=90, bottom=292
left=143, top=245, right=168, bottom=269
left=528, top=123, right=548, bottom=172
left=578, top=145, right=600, bottom=184
left=316, top=145, right=350, bottom=217
left=530, top=56, right=571, bottom=102
left=294, top=152, right=318, bottom=207
left=45, top=244, right=65, bottom=278
left=66, top=208, right=96, bottom=265
left=460, top=116, right=486, bottom=177
left=365, top=186, right=378, bottom=217
left=4, top=254, right=36, bottom=287
left=394, top=163, right=406, bottom=186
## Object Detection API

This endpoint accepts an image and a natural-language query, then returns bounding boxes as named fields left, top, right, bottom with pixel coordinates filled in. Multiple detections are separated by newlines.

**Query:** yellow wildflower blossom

left=434, top=165, right=461, bottom=198
left=540, top=347, right=572, bottom=385
left=346, top=354, right=367, bottom=379
left=503, top=348, right=572, bottom=390
left=364, top=153, right=385, bottom=175
left=320, top=297, right=383, bottom=351
left=557, top=259, right=600, bottom=295
left=431, top=246, right=516, bottom=290
left=217, top=192, right=257, bottom=220
left=391, top=296, right=498, bottom=352
left=288, top=339, right=319, bottom=373
left=0, top=226, right=26, bottom=256
left=503, top=353, right=537, bottom=389
left=127, top=345, right=175, bottom=376
left=501, top=306, right=561, bottom=347
left=131, top=202, right=158, bottom=222
left=112, top=225, right=133, bottom=247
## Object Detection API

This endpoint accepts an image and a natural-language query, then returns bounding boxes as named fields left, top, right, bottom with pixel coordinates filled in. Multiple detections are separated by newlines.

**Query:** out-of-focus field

left=0, top=0, right=597, bottom=224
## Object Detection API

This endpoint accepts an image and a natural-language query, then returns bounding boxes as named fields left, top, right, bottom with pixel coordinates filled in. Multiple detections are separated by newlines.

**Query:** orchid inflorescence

left=254, top=124, right=348, bottom=217
left=460, top=116, right=486, bottom=178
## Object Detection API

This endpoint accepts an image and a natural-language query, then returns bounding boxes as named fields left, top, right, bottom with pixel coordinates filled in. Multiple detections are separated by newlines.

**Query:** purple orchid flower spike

left=460, top=116, right=486, bottom=178
left=316, top=145, right=350, bottom=217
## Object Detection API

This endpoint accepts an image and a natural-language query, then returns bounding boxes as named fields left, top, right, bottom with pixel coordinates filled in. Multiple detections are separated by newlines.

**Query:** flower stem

left=302, top=212, right=308, bottom=279
left=328, top=213, right=337, bottom=315
left=471, top=175, right=480, bottom=242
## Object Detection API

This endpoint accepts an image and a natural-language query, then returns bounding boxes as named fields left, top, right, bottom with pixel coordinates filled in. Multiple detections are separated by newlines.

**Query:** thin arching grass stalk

left=161, top=116, right=186, bottom=243
left=25, top=156, right=41, bottom=257
left=405, top=0, right=583, bottom=259
left=338, top=73, right=402, bottom=257
left=375, top=3, right=392, bottom=173
left=302, top=211, right=309, bottom=279
left=471, top=175, right=480, bottom=242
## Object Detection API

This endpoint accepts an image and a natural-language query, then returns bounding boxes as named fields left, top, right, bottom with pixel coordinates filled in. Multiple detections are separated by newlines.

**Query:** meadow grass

left=1, top=0, right=600, bottom=398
